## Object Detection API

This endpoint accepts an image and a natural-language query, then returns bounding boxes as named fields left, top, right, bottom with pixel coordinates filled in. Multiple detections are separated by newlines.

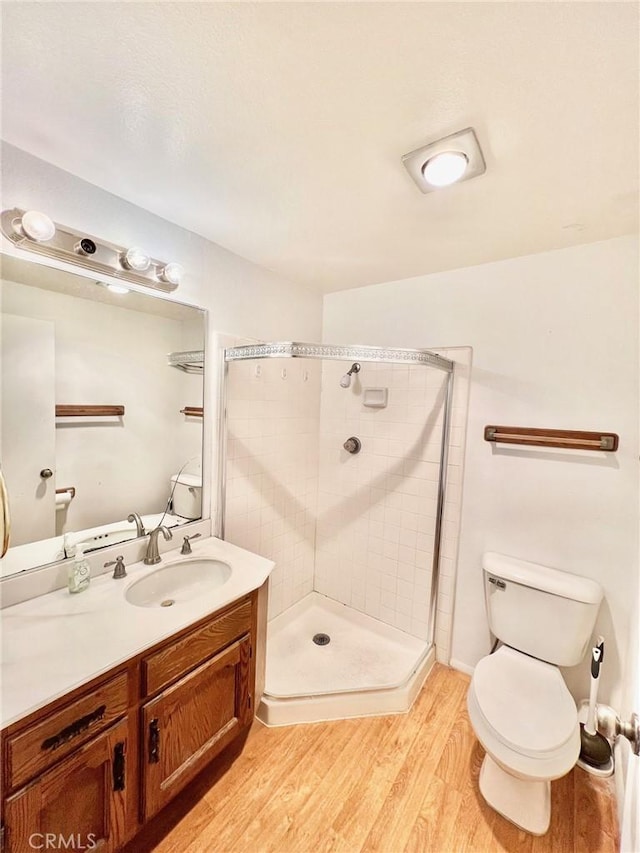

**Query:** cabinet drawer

left=142, top=598, right=252, bottom=696
left=6, top=672, right=128, bottom=791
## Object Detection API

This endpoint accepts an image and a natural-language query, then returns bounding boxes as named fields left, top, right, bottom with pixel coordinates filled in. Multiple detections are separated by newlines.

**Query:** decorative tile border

left=167, top=350, right=204, bottom=372
left=224, top=341, right=453, bottom=372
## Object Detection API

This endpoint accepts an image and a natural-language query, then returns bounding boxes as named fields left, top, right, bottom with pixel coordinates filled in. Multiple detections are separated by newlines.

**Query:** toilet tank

left=170, top=473, right=202, bottom=520
left=483, top=552, right=603, bottom=667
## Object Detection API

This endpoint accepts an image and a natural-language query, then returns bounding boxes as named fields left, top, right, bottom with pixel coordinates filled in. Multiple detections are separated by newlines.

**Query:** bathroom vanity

left=0, top=537, right=272, bottom=852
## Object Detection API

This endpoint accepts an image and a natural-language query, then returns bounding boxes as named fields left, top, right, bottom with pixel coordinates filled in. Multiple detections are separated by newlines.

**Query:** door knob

left=40, top=468, right=53, bottom=479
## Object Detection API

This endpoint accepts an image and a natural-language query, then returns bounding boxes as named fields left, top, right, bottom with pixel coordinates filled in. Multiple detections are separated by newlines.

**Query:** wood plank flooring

left=127, top=664, right=619, bottom=853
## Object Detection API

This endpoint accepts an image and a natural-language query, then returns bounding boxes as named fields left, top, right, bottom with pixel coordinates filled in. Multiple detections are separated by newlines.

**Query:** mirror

left=0, top=253, right=205, bottom=578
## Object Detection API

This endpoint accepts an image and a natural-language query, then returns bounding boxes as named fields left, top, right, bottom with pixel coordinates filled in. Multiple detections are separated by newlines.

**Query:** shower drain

left=312, top=633, right=331, bottom=646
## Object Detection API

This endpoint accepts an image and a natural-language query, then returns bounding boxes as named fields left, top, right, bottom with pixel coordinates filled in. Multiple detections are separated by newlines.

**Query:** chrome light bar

left=1, top=208, right=183, bottom=293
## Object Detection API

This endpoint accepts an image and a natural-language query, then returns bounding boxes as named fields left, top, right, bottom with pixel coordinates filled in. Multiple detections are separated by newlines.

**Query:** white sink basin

left=125, top=558, right=232, bottom=608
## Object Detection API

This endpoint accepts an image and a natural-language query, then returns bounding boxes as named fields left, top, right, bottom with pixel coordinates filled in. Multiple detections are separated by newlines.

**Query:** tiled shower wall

left=315, top=348, right=470, bottom=653
left=224, top=347, right=471, bottom=660
left=224, top=356, right=321, bottom=618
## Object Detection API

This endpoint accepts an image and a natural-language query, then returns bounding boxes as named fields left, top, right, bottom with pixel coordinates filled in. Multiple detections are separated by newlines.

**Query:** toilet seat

left=468, top=646, right=580, bottom=781
left=472, top=646, right=577, bottom=756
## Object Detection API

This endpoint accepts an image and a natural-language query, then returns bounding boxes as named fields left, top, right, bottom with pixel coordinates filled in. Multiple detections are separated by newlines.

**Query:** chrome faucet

left=180, top=533, right=201, bottom=555
left=144, top=526, right=173, bottom=565
left=127, top=512, right=146, bottom=537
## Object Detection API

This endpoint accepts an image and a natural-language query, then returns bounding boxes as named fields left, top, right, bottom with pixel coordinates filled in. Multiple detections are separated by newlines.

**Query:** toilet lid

left=472, top=646, right=577, bottom=756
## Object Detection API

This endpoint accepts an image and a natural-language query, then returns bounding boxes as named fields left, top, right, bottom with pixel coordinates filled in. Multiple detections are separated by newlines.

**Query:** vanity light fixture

left=121, top=246, right=151, bottom=272
left=1, top=208, right=183, bottom=294
left=402, top=127, right=486, bottom=194
left=18, top=210, right=56, bottom=242
left=159, top=262, right=184, bottom=286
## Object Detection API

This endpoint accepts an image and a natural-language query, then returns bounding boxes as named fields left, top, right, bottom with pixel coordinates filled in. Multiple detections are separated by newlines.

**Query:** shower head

left=340, top=362, right=361, bottom=388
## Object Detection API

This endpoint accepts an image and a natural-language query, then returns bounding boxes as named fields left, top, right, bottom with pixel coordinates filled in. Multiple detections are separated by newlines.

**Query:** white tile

left=227, top=349, right=469, bottom=656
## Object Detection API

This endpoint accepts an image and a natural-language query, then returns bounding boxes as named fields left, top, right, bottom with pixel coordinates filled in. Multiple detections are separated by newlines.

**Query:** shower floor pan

left=258, top=592, right=434, bottom=726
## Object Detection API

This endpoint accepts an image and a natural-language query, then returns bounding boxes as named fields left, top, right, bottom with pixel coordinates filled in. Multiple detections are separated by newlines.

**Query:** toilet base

left=479, top=754, right=551, bottom=836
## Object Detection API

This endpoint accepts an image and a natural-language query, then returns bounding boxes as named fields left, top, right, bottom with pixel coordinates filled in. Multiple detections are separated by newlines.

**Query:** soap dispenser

left=68, top=542, right=91, bottom=593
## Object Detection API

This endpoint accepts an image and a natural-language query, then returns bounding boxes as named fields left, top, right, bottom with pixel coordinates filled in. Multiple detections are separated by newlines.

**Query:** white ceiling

left=2, top=2, right=638, bottom=293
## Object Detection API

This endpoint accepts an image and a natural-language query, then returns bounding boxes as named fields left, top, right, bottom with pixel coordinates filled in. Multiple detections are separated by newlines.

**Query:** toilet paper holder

left=55, top=486, right=76, bottom=512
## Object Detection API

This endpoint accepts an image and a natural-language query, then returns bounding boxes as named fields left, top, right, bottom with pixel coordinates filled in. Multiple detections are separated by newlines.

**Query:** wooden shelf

left=55, top=405, right=124, bottom=417
left=484, top=425, right=619, bottom=452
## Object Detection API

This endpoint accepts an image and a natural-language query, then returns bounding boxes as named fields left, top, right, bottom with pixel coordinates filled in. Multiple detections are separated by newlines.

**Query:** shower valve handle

left=343, top=436, right=362, bottom=454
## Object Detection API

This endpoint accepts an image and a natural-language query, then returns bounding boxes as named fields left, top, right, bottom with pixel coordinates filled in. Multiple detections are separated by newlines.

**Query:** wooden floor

left=127, top=665, right=619, bottom=853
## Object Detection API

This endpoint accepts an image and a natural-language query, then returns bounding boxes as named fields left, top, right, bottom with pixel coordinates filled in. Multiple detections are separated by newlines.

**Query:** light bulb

left=20, top=210, right=56, bottom=242
left=422, top=151, right=469, bottom=187
left=121, top=246, right=151, bottom=272
left=159, top=262, right=183, bottom=286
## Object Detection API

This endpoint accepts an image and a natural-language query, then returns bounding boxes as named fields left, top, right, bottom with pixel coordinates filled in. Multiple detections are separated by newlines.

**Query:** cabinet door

left=4, top=718, right=129, bottom=853
left=142, top=635, right=252, bottom=820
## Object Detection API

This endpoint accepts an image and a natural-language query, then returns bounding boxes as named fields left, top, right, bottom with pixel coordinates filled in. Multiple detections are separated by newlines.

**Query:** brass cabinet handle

left=40, top=704, right=107, bottom=751
left=148, top=719, right=160, bottom=764
left=0, top=468, right=10, bottom=558
left=112, top=741, right=126, bottom=791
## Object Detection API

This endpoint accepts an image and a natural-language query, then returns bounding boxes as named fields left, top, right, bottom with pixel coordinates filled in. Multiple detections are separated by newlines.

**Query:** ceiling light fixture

left=105, top=282, right=130, bottom=295
left=402, top=127, right=485, bottom=194
left=121, top=246, right=151, bottom=272
left=422, top=151, right=469, bottom=187
left=159, top=262, right=184, bottom=286
left=1, top=208, right=183, bottom=294
left=19, top=210, right=56, bottom=242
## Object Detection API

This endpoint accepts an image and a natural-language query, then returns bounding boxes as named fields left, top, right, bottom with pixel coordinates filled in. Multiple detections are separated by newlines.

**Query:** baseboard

left=449, top=657, right=475, bottom=676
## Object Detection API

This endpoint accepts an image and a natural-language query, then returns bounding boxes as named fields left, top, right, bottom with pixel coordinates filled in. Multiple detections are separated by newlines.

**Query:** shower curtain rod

left=224, top=341, right=453, bottom=373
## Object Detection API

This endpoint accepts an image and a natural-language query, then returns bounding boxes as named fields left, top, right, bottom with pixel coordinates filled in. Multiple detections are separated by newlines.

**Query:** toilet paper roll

left=55, top=491, right=73, bottom=511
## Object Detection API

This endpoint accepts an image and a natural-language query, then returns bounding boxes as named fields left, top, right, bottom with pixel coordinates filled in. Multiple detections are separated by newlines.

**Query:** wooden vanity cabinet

left=4, top=718, right=130, bottom=853
left=142, top=634, right=253, bottom=819
left=1, top=590, right=261, bottom=852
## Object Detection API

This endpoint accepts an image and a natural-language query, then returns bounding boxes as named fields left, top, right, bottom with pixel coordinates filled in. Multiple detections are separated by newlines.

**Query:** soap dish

left=363, top=387, right=388, bottom=408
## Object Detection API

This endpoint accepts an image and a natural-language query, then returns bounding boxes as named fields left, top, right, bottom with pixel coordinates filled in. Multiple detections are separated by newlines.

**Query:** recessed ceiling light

left=422, top=151, right=469, bottom=187
left=107, top=283, right=130, bottom=295
left=402, top=127, right=485, bottom=194
left=98, top=281, right=130, bottom=295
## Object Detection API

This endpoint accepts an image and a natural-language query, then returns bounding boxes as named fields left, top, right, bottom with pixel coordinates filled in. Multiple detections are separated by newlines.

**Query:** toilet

left=467, top=552, right=603, bottom=835
left=169, top=472, right=202, bottom=520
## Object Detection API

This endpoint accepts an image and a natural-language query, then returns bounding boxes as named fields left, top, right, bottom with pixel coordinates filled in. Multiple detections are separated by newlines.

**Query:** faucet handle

left=180, top=533, right=201, bottom=555
left=104, top=555, right=127, bottom=579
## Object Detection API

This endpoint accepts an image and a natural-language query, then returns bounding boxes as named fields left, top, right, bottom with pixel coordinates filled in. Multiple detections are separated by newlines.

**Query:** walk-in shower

left=220, top=341, right=456, bottom=724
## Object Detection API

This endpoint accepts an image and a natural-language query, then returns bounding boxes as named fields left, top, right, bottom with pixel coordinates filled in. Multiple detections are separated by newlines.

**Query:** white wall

left=1, top=143, right=322, bottom=535
left=1, top=144, right=322, bottom=341
left=323, top=236, right=639, bottom=708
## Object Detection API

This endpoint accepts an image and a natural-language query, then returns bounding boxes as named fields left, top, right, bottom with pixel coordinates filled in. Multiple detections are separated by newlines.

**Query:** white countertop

left=0, top=536, right=274, bottom=729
